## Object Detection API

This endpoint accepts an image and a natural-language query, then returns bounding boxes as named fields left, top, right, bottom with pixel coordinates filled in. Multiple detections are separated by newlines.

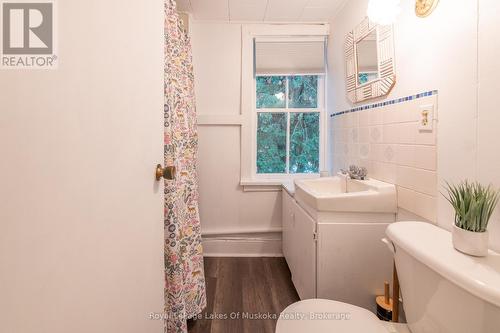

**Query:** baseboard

left=202, top=232, right=283, bottom=257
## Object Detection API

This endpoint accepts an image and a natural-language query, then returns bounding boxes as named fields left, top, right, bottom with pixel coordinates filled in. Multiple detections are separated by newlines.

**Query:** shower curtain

left=164, top=0, right=206, bottom=332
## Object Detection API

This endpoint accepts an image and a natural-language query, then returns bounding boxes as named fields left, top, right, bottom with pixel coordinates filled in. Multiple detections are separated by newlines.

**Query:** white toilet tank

left=386, top=222, right=500, bottom=333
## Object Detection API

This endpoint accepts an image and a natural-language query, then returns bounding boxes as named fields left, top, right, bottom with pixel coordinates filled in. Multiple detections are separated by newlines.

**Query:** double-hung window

left=253, top=36, right=326, bottom=177
left=240, top=25, right=329, bottom=184
left=255, top=75, right=324, bottom=174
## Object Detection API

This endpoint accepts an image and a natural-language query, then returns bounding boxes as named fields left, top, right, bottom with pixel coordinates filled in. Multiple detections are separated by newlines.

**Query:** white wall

left=328, top=0, right=500, bottom=251
left=0, top=0, right=165, bottom=332
left=477, top=0, right=500, bottom=252
left=191, top=21, right=282, bottom=254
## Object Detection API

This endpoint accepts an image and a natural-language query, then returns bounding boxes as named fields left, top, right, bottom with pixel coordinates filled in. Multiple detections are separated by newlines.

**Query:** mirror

left=344, top=17, right=396, bottom=104
left=356, top=30, right=378, bottom=85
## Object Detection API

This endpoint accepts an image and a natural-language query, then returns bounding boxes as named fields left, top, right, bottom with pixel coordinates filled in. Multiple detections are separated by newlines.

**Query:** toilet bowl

left=276, top=298, right=410, bottom=333
left=276, top=222, right=500, bottom=333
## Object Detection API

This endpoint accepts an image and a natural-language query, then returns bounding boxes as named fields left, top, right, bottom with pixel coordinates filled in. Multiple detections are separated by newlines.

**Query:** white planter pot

left=452, top=225, right=489, bottom=257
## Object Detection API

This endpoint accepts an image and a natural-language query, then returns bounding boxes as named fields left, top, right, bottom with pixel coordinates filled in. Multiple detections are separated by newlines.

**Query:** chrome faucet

left=341, top=165, right=367, bottom=180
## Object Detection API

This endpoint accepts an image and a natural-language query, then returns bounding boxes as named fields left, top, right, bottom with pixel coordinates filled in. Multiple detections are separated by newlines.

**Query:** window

left=255, top=75, right=323, bottom=175
left=239, top=25, right=329, bottom=185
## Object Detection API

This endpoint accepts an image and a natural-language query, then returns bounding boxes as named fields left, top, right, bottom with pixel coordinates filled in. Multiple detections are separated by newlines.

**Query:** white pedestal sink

left=282, top=174, right=397, bottom=312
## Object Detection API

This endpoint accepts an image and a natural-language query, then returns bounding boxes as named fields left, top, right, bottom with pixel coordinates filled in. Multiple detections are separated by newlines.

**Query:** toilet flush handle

left=381, top=238, right=395, bottom=254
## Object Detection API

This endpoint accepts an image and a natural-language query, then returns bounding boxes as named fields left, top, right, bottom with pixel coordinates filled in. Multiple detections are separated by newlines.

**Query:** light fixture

left=367, top=0, right=401, bottom=25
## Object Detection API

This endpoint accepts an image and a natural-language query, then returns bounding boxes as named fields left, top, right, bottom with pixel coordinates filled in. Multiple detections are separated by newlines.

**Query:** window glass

left=256, top=112, right=287, bottom=173
left=289, top=112, right=320, bottom=173
left=255, top=75, right=321, bottom=175
left=256, top=76, right=286, bottom=109
left=288, top=75, right=318, bottom=108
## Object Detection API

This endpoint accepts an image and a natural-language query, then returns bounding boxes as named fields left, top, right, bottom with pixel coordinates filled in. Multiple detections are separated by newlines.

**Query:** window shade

left=254, top=37, right=326, bottom=75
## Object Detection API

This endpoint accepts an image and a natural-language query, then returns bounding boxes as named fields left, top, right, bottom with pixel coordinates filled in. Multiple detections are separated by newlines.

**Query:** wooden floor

left=187, top=257, right=300, bottom=333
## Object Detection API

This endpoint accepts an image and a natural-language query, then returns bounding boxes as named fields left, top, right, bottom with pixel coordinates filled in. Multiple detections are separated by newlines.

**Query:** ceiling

left=176, top=0, right=347, bottom=22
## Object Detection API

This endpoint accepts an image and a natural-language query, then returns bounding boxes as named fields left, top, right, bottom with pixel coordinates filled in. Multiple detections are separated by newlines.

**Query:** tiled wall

left=331, top=93, right=438, bottom=223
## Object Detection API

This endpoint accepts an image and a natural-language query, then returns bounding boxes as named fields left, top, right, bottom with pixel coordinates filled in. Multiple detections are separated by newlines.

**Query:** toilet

left=276, top=221, right=500, bottom=333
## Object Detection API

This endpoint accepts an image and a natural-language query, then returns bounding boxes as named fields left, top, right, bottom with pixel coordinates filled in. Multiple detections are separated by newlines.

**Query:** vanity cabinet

left=282, top=190, right=316, bottom=300
left=282, top=188, right=395, bottom=311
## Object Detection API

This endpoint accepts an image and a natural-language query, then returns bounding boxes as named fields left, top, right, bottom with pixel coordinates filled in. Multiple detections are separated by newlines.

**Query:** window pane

left=288, top=75, right=318, bottom=108
left=289, top=112, right=320, bottom=173
left=256, top=76, right=286, bottom=109
left=257, top=113, right=287, bottom=173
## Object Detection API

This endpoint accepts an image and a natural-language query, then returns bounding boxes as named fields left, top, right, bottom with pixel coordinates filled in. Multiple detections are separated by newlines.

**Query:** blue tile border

left=330, top=90, right=438, bottom=117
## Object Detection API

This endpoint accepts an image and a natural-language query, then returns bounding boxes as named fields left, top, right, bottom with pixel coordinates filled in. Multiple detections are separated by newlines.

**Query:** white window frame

left=253, top=74, right=325, bottom=179
left=240, top=24, right=330, bottom=186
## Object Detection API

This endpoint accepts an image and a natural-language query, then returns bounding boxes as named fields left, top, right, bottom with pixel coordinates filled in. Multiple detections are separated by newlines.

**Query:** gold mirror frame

left=344, top=17, right=396, bottom=104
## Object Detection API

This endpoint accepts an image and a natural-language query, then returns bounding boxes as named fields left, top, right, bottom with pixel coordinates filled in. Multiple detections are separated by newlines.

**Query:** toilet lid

left=276, top=299, right=388, bottom=333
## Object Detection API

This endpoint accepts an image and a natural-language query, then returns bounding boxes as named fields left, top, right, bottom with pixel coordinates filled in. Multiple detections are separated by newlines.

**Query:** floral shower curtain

left=164, top=0, right=206, bottom=332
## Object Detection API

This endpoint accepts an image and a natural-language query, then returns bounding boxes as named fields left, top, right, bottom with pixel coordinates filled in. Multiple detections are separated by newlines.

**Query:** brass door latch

left=156, top=164, right=176, bottom=181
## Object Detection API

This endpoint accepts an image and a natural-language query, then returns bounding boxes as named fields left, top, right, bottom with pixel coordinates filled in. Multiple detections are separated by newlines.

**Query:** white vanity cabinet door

left=316, top=222, right=393, bottom=312
left=290, top=201, right=317, bottom=300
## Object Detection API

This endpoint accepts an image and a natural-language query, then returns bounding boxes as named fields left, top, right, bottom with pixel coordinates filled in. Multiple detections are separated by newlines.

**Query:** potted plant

left=444, top=181, right=499, bottom=257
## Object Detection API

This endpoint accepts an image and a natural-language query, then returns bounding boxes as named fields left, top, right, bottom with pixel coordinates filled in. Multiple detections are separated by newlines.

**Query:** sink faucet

left=341, top=165, right=367, bottom=180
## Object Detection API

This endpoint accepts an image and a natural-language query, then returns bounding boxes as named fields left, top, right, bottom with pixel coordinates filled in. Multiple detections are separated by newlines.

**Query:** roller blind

left=254, top=36, right=326, bottom=75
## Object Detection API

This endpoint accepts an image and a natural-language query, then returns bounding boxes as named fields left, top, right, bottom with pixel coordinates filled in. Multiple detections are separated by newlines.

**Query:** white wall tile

left=358, top=110, right=370, bottom=126
left=381, top=104, right=399, bottom=124
left=372, top=161, right=397, bottom=184
left=395, top=145, right=415, bottom=167
left=397, top=187, right=437, bottom=223
left=369, top=109, right=384, bottom=125
left=369, top=143, right=382, bottom=161
left=412, top=190, right=438, bottom=223
left=331, top=96, right=437, bottom=222
left=414, top=145, right=437, bottom=171
left=395, top=102, right=420, bottom=123
left=349, top=128, right=359, bottom=143
left=397, top=187, right=415, bottom=212
left=358, top=127, right=370, bottom=143
left=416, top=125, right=437, bottom=145
left=398, top=122, right=417, bottom=144
left=336, top=115, right=346, bottom=129
left=359, top=144, right=370, bottom=160
left=334, top=102, right=438, bottom=221
left=396, top=165, right=415, bottom=190
left=369, top=126, right=383, bottom=143
left=397, top=166, right=437, bottom=196
left=382, top=144, right=397, bottom=164
left=348, top=143, right=359, bottom=159
left=382, top=124, right=399, bottom=144
left=346, top=112, right=359, bottom=128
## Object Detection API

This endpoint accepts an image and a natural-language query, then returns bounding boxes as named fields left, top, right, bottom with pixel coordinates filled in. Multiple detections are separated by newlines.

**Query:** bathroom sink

left=294, top=176, right=397, bottom=213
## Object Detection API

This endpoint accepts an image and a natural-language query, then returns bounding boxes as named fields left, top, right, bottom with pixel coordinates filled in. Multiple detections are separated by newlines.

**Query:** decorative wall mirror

left=345, top=17, right=396, bottom=103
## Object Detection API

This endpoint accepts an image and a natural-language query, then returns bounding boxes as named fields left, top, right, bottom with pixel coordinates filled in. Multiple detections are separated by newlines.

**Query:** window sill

left=240, top=178, right=284, bottom=192
left=240, top=176, right=317, bottom=193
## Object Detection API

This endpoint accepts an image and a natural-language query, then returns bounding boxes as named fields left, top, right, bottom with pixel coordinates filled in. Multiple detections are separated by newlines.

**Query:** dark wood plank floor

left=188, top=257, right=300, bottom=333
